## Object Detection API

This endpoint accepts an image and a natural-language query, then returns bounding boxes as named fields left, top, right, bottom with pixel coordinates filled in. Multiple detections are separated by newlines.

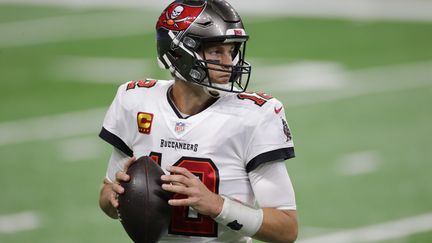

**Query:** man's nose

left=220, top=52, right=233, bottom=68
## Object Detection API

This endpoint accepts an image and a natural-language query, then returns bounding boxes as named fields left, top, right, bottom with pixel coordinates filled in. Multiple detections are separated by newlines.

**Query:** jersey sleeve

left=99, top=84, right=134, bottom=157
left=105, top=147, right=131, bottom=182
left=249, top=161, right=296, bottom=210
left=245, top=99, right=295, bottom=173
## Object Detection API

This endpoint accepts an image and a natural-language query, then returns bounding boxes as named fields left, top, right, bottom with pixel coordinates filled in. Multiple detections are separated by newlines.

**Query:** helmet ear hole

left=189, top=68, right=206, bottom=82
left=183, top=36, right=198, bottom=50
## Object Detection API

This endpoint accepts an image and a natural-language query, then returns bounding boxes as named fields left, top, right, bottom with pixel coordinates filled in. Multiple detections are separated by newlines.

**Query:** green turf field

left=1, top=4, right=431, bottom=243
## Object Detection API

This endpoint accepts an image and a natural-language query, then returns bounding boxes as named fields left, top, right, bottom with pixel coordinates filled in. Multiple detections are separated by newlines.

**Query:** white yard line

left=0, top=108, right=106, bottom=146
left=0, top=11, right=155, bottom=48
left=251, top=61, right=349, bottom=92
left=58, top=136, right=106, bottom=162
left=0, top=211, right=41, bottom=234
left=50, top=56, right=156, bottom=83
left=1, top=0, right=431, bottom=21
left=284, top=80, right=432, bottom=107
left=298, top=213, right=432, bottom=243
left=253, top=60, right=432, bottom=107
left=336, top=151, right=381, bottom=176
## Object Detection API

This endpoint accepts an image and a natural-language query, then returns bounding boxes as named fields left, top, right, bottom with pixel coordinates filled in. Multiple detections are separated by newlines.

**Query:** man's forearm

left=253, top=208, right=298, bottom=243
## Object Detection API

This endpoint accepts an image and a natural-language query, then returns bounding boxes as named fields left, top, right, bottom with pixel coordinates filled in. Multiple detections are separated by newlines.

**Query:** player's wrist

left=213, top=195, right=263, bottom=237
left=209, top=194, right=225, bottom=218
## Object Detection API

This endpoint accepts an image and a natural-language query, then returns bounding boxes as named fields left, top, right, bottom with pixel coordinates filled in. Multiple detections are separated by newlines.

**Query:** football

left=118, top=156, right=172, bottom=243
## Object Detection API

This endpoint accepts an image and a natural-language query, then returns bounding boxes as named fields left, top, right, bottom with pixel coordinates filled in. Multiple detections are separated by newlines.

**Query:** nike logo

left=274, top=106, right=283, bottom=114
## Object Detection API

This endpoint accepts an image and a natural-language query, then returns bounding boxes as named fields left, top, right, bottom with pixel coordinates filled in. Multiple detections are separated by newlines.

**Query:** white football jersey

left=100, top=79, right=295, bottom=242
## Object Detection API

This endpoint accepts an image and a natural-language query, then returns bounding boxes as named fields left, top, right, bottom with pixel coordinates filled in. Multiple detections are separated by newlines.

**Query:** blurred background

left=0, top=0, right=431, bottom=242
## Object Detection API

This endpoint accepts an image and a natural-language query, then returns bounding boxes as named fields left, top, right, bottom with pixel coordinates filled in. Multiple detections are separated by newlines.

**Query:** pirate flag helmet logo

left=156, top=2, right=205, bottom=31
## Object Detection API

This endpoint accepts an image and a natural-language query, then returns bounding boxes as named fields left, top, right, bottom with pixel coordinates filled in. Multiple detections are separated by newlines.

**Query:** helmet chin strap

left=204, top=85, right=230, bottom=98
left=203, top=87, right=221, bottom=98
left=188, top=79, right=228, bottom=98
left=177, top=77, right=226, bottom=98
left=198, top=71, right=233, bottom=97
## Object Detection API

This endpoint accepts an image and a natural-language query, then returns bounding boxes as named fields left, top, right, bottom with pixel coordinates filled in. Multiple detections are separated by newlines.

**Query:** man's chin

left=216, top=76, right=231, bottom=84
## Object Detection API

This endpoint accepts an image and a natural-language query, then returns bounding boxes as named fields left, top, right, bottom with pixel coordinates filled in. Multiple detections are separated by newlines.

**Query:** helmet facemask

left=189, top=39, right=251, bottom=94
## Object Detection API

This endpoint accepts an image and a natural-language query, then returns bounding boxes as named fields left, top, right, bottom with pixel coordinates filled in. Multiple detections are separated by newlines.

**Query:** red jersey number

left=169, top=157, right=219, bottom=237
left=126, top=79, right=157, bottom=90
left=237, top=92, right=273, bottom=106
left=149, top=153, right=220, bottom=237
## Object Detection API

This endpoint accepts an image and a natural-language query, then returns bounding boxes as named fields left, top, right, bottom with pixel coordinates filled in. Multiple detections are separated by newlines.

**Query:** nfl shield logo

left=175, top=122, right=186, bottom=134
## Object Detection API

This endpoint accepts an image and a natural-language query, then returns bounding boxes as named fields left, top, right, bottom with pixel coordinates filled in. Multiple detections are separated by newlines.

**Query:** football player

left=99, top=0, right=298, bottom=242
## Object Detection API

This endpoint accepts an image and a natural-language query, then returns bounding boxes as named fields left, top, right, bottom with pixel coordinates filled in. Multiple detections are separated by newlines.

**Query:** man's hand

left=160, top=165, right=224, bottom=218
left=99, top=157, right=136, bottom=218
left=111, top=156, right=136, bottom=207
